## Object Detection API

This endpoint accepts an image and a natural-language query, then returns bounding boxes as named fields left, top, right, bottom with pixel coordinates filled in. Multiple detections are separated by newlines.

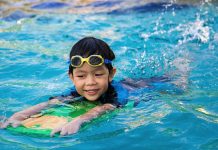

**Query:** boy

left=1, top=37, right=127, bottom=136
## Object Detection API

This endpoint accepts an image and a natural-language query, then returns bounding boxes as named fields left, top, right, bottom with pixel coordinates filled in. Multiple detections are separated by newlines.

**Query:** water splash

left=177, top=19, right=210, bottom=44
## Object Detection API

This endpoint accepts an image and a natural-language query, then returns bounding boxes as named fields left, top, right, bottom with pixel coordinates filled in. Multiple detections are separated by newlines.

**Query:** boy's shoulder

left=111, top=80, right=129, bottom=98
left=109, top=80, right=129, bottom=107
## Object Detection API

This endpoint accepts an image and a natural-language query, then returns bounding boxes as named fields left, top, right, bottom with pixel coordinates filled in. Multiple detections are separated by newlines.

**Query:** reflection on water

left=1, top=0, right=217, bottom=18
left=0, top=0, right=218, bottom=150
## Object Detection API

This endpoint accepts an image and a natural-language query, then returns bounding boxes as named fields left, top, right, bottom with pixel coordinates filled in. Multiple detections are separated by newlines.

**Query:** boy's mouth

left=84, top=89, right=99, bottom=95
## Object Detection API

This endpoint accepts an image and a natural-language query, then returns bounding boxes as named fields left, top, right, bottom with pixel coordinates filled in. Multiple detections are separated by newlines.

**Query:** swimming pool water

left=0, top=1, right=218, bottom=150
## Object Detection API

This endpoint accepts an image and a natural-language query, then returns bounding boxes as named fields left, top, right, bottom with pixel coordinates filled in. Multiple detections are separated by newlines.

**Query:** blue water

left=0, top=1, right=218, bottom=149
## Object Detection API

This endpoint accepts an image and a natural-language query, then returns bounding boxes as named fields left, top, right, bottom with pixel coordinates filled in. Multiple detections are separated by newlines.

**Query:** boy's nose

left=86, top=75, right=97, bottom=85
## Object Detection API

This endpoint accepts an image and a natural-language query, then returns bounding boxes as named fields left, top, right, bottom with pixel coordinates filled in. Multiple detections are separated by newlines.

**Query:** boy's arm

left=1, top=99, right=60, bottom=128
left=15, top=98, right=60, bottom=117
left=79, top=103, right=116, bottom=122
left=50, top=103, right=116, bottom=136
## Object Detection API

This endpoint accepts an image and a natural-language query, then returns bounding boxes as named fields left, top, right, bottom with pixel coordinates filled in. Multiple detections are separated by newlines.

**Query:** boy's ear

left=109, top=67, right=116, bottom=82
left=68, top=73, right=75, bottom=84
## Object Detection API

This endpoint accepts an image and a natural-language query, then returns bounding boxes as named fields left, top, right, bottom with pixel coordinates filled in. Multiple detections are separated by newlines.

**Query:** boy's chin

left=84, top=95, right=99, bottom=101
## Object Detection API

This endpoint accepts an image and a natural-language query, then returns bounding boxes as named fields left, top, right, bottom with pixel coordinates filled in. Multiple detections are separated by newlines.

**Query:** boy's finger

left=0, top=122, right=3, bottom=128
left=60, top=128, right=67, bottom=136
left=50, top=127, right=61, bottom=137
left=69, top=128, right=77, bottom=135
left=0, top=121, right=10, bottom=129
left=50, top=131, right=56, bottom=137
left=11, top=122, right=21, bottom=128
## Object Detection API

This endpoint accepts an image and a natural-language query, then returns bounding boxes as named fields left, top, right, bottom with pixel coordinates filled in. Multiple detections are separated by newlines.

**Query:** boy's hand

left=50, top=103, right=115, bottom=137
left=0, top=100, right=60, bottom=129
left=0, top=112, right=28, bottom=129
left=50, top=118, right=83, bottom=137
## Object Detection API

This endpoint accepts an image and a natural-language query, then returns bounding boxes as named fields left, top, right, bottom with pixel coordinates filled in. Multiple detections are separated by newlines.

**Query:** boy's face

left=69, top=63, right=116, bottom=101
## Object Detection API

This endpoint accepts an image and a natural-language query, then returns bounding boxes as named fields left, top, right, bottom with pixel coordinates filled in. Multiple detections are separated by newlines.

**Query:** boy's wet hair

left=69, top=37, right=115, bottom=74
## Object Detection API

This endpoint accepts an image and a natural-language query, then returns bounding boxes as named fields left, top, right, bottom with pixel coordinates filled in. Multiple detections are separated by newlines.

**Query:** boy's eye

left=77, top=75, right=85, bottom=78
left=95, top=73, right=103, bottom=76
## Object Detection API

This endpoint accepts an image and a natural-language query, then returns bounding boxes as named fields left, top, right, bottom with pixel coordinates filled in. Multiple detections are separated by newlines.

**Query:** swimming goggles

left=70, top=55, right=112, bottom=67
